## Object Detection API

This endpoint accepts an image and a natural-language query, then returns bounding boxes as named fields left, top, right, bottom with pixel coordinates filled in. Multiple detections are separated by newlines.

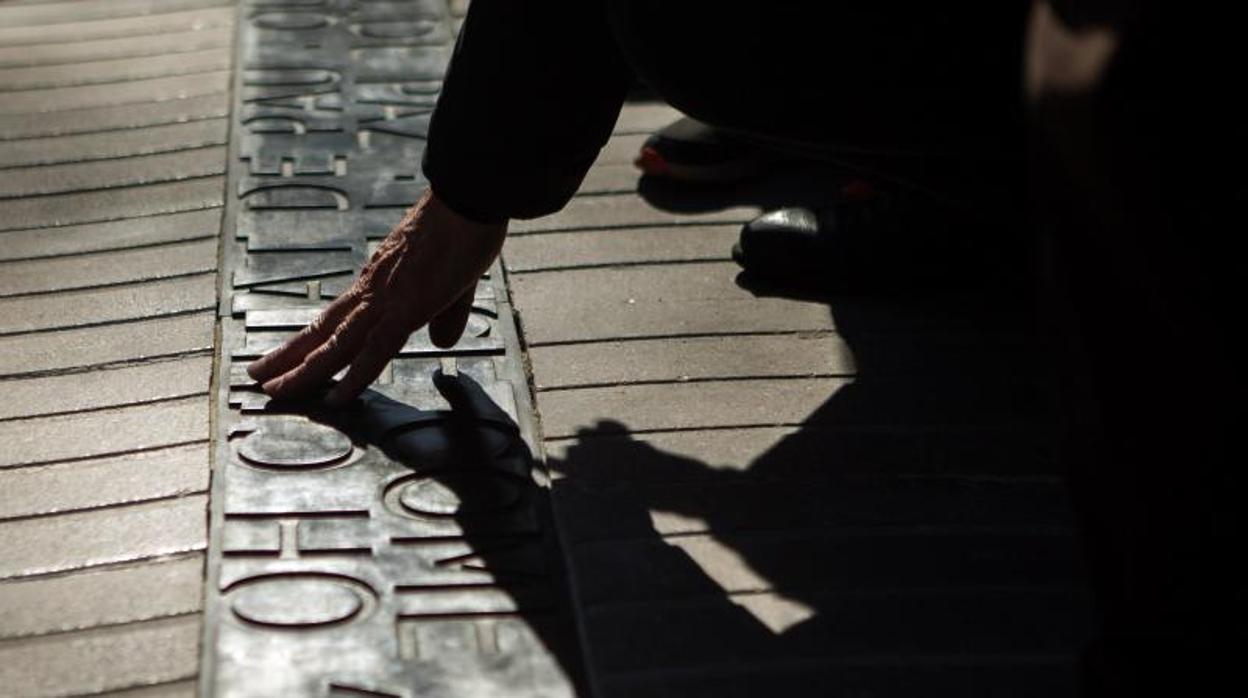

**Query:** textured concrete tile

left=0, top=495, right=208, bottom=580
left=0, top=7, right=231, bottom=47
left=0, top=48, right=230, bottom=91
left=596, top=134, right=647, bottom=165
left=509, top=194, right=758, bottom=234
left=0, top=70, right=230, bottom=115
left=0, top=443, right=208, bottom=520
left=0, top=312, right=214, bottom=377
left=613, top=102, right=682, bottom=135
left=530, top=334, right=853, bottom=389
left=537, top=378, right=851, bottom=438
left=509, top=263, right=835, bottom=343
left=0, top=93, right=228, bottom=140
left=584, top=589, right=1087, bottom=674
left=0, top=615, right=200, bottom=697
left=104, top=681, right=198, bottom=698
left=0, top=0, right=229, bottom=28
left=0, top=273, right=215, bottom=335
left=504, top=224, right=736, bottom=272
left=547, top=426, right=802, bottom=475
left=0, top=26, right=229, bottom=69
left=0, top=209, right=221, bottom=261
left=0, top=238, right=217, bottom=296
left=0, top=146, right=225, bottom=198
left=0, top=27, right=232, bottom=69
left=0, top=118, right=228, bottom=168
left=577, top=163, right=643, bottom=195
left=0, top=397, right=207, bottom=468
left=0, top=356, right=211, bottom=420
left=0, top=555, right=203, bottom=639
left=0, top=176, right=224, bottom=231
left=540, top=373, right=1040, bottom=439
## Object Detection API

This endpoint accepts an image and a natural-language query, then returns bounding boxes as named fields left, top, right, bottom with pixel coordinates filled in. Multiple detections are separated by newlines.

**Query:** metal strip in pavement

left=202, top=2, right=584, bottom=695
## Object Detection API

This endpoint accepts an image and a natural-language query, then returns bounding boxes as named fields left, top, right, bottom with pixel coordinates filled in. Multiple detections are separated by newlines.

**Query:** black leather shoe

left=732, top=188, right=1003, bottom=293
left=733, top=206, right=839, bottom=278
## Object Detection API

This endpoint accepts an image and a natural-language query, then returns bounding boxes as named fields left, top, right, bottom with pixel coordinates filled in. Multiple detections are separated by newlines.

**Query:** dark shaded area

left=541, top=152, right=1093, bottom=695
left=287, top=374, right=591, bottom=696
left=555, top=1, right=1247, bottom=693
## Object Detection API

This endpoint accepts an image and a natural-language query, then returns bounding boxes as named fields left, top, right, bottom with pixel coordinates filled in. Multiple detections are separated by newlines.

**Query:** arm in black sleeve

left=422, top=0, right=633, bottom=223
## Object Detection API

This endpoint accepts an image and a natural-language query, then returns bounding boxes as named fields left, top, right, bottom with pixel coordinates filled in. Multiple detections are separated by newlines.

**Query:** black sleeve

left=422, top=0, right=633, bottom=223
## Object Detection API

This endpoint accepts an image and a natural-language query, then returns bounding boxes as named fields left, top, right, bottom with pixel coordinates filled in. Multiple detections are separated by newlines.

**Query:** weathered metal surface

left=204, top=2, right=584, bottom=695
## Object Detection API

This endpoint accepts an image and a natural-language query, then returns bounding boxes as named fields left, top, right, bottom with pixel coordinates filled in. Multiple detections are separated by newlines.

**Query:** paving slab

left=504, top=224, right=737, bottom=272
left=0, top=0, right=229, bottom=28
left=0, top=70, right=230, bottom=115
left=507, top=137, right=1085, bottom=693
left=0, top=26, right=232, bottom=69
left=529, top=334, right=854, bottom=389
left=0, top=443, right=209, bottom=520
left=577, top=163, right=646, bottom=195
left=0, top=209, right=221, bottom=261
left=509, top=193, right=758, bottom=234
left=0, top=397, right=207, bottom=469
left=0, top=93, right=228, bottom=140
left=105, top=680, right=199, bottom=698
left=0, top=3, right=224, bottom=696
left=0, top=176, right=225, bottom=231
left=0, top=118, right=228, bottom=168
left=0, top=48, right=230, bottom=91
left=0, top=273, right=216, bottom=335
left=537, top=378, right=852, bottom=438
left=0, top=356, right=211, bottom=420
left=612, top=102, right=683, bottom=135
left=0, top=146, right=226, bottom=199
left=0, top=238, right=217, bottom=296
left=510, top=263, right=836, bottom=344
left=0, top=615, right=200, bottom=697
left=596, top=133, right=648, bottom=165
left=0, top=311, right=214, bottom=377
left=541, top=375, right=1041, bottom=439
left=0, top=554, right=204, bottom=639
left=0, top=495, right=207, bottom=580
left=0, top=7, right=232, bottom=47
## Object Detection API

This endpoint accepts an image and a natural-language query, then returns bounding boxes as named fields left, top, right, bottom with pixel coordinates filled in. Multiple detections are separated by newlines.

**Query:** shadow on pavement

left=536, top=167, right=1095, bottom=696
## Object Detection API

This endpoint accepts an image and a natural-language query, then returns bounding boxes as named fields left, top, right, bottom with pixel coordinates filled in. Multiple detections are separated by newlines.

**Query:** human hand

left=247, top=190, right=507, bottom=405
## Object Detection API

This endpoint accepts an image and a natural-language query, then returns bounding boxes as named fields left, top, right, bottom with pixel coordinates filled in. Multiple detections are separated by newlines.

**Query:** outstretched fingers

left=246, top=291, right=358, bottom=384
left=260, top=301, right=381, bottom=399
left=325, top=312, right=413, bottom=405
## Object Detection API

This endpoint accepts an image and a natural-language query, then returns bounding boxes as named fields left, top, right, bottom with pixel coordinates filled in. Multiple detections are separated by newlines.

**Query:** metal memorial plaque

left=204, top=2, right=585, bottom=695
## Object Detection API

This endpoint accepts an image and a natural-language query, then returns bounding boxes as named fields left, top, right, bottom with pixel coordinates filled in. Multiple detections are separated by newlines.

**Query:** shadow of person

left=288, top=372, right=591, bottom=696
left=536, top=173, right=1092, bottom=696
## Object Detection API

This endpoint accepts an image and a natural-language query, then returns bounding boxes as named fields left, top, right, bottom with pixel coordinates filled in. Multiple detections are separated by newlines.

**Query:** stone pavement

left=0, top=1, right=1092, bottom=696
left=508, top=108, right=1092, bottom=696
left=0, top=1, right=232, bottom=696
